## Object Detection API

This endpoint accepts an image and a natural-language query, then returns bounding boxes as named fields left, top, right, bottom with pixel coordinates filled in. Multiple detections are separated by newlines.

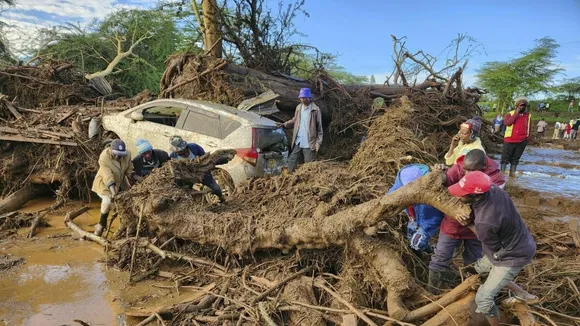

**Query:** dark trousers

left=429, top=232, right=483, bottom=272
left=287, top=146, right=317, bottom=173
left=202, top=173, right=222, bottom=197
left=501, top=139, right=528, bottom=166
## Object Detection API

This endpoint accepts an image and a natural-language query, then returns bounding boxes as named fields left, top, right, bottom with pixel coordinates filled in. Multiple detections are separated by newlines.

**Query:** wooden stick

left=129, top=204, right=146, bottom=281
left=0, top=134, right=77, bottom=146
left=161, top=60, right=227, bottom=96
left=258, top=302, right=278, bottom=326
left=403, top=274, right=480, bottom=321
left=4, top=101, right=22, bottom=119
left=64, top=207, right=108, bottom=246
left=28, top=198, right=65, bottom=238
left=135, top=313, right=156, bottom=326
left=57, top=107, right=79, bottom=124
left=251, top=267, right=312, bottom=304
left=314, top=279, right=378, bottom=326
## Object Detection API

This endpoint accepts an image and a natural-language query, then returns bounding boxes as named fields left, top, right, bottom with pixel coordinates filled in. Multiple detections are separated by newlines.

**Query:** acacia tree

left=476, top=37, right=563, bottom=111
left=555, top=77, right=580, bottom=99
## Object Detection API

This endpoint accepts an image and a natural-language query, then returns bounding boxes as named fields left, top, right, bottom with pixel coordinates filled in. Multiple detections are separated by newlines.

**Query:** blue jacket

left=169, top=143, right=205, bottom=160
left=388, top=164, right=444, bottom=248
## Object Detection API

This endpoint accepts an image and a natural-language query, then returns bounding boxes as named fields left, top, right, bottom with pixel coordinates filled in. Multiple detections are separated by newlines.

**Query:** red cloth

left=504, top=111, right=531, bottom=143
left=440, top=155, right=506, bottom=239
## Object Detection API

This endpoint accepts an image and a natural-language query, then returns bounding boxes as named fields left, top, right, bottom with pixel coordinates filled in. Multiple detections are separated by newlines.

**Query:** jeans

left=429, top=232, right=483, bottom=272
left=202, top=173, right=223, bottom=198
left=571, top=129, right=578, bottom=140
left=287, top=146, right=317, bottom=173
left=501, top=139, right=528, bottom=166
left=474, top=255, right=524, bottom=317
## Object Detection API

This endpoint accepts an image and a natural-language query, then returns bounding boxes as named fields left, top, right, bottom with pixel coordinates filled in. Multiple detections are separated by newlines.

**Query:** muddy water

left=495, top=146, right=580, bottom=198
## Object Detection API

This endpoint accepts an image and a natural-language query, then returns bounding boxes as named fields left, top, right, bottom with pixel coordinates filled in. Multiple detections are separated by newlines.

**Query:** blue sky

left=3, top=0, right=579, bottom=86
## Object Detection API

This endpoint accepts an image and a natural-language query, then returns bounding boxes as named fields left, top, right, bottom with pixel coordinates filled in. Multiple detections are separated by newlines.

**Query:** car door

left=178, top=106, right=223, bottom=151
left=125, top=101, right=188, bottom=154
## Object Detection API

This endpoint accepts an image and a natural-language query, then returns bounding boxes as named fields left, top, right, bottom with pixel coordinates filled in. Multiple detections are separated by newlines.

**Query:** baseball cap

left=110, top=139, right=127, bottom=157
left=448, top=171, right=492, bottom=197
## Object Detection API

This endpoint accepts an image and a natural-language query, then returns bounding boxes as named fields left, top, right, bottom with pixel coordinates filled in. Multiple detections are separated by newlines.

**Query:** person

left=563, top=122, right=571, bottom=140
left=571, top=118, right=580, bottom=141
left=552, top=121, right=562, bottom=139
left=536, top=118, right=547, bottom=139
left=568, top=99, right=575, bottom=113
left=92, top=139, right=143, bottom=236
left=538, top=102, right=546, bottom=112
left=388, top=164, right=444, bottom=254
left=559, top=121, right=567, bottom=139
left=428, top=149, right=506, bottom=293
left=444, top=116, right=485, bottom=165
left=132, top=139, right=170, bottom=177
left=169, top=135, right=226, bottom=203
left=279, top=88, right=323, bottom=173
left=501, top=97, right=532, bottom=177
left=492, top=115, right=503, bottom=133
left=546, top=102, right=551, bottom=111
left=448, top=171, right=537, bottom=326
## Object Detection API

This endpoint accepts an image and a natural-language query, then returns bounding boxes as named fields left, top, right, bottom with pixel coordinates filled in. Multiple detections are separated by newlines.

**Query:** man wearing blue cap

left=92, top=139, right=143, bottom=236
left=388, top=164, right=445, bottom=254
left=132, top=139, right=170, bottom=177
left=279, top=88, right=323, bottom=173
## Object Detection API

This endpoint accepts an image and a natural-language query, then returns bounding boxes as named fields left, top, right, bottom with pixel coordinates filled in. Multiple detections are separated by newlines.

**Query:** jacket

left=440, top=155, right=505, bottom=239
left=92, top=147, right=134, bottom=196
left=132, top=149, right=170, bottom=176
left=473, top=185, right=536, bottom=267
left=504, top=110, right=532, bottom=143
left=285, top=103, right=323, bottom=150
left=388, top=165, right=445, bottom=244
left=444, top=137, right=485, bottom=165
left=169, top=143, right=205, bottom=159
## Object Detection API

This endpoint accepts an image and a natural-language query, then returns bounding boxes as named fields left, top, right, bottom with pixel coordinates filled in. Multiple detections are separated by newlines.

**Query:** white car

left=102, top=99, right=288, bottom=190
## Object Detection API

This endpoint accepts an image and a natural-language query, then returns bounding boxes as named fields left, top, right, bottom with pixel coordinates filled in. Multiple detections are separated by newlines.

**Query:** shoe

left=509, top=164, right=518, bottom=178
left=500, top=163, right=507, bottom=174
left=94, top=224, right=104, bottom=237
left=427, top=270, right=444, bottom=295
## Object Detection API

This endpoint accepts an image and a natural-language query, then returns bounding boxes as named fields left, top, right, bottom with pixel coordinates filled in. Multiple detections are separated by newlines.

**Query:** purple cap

left=299, top=88, right=312, bottom=98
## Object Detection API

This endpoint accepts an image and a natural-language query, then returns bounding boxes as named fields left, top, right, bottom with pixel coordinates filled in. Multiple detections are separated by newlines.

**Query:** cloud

left=1, top=0, right=157, bottom=56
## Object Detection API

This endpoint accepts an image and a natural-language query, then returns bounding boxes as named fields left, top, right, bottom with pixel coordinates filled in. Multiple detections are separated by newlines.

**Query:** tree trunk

left=202, top=0, right=222, bottom=58
left=421, top=291, right=483, bottom=326
left=0, top=184, right=41, bottom=215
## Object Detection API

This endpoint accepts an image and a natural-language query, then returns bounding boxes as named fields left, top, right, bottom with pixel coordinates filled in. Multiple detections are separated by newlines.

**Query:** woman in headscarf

left=444, top=116, right=485, bottom=165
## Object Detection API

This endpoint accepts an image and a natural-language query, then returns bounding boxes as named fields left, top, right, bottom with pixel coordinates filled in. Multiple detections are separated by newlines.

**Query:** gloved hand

left=108, top=185, right=117, bottom=201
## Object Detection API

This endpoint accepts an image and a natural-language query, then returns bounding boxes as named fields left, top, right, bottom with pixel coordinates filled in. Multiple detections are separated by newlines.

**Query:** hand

left=456, top=213, right=472, bottom=226
left=315, top=143, right=320, bottom=152
left=432, top=163, right=448, bottom=171
left=110, top=193, right=117, bottom=202
left=276, top=122, right=284, bottom=128
left=450, top=134, right=460, bottom=147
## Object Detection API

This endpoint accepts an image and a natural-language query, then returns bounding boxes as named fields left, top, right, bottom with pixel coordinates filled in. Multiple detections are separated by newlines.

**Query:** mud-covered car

left=102, top=99, right=289, bottom=191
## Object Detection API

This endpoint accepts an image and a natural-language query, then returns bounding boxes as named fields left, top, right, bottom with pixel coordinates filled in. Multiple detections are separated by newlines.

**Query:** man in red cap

left=448, top=171, right=537, bottom=326
left=428, top=149, right=505, bottom=293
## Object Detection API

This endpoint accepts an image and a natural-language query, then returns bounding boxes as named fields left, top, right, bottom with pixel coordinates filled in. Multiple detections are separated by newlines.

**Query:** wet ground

left=493, top=146, right=580, bottom=199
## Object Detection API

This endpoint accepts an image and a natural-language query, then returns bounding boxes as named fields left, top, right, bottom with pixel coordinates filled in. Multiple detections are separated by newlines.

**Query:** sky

left=1, top=0, right=580, bottom=87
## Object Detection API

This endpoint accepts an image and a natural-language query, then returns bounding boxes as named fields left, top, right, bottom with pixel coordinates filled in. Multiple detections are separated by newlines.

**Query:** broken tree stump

left=0, top=184, right=41, bottom=215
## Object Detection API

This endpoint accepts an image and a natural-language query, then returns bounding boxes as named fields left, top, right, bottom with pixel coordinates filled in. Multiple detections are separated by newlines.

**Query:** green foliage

left=39, top=9, right=189, bottom=96
left=370, top=75, right=376, bottom=84
left=476, top=37, right=563, bottom=111
left=288, top=51, right=368, bottom=84
left=554, top=77, right=580, bottom=99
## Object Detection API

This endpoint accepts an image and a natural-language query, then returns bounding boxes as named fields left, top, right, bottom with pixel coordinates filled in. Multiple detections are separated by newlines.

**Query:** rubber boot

left=509, top=164, right=518, bottom=178
left=427, top=270, right=444, bottom=295
left=95, top=212, right=109, bottom=236
left=500, top=163, right=507, bottom=175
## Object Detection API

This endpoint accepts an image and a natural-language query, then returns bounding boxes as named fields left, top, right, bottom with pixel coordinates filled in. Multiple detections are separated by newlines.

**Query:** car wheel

left=101, top=131, right=119, bottom=148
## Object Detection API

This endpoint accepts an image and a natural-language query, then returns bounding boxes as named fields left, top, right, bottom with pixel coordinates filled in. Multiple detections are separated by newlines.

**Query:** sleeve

left=98, top=152, right=116, bottom=188
left=475, top=222, right=503, bottom=253
left=415, top=204, right=445, bottom=238
left=157, top=150, right=170, bottom=165
left=445, top=164, right=462, bottom=186
left=504, top=111, right=519, bottom=126
left=124, top=155, right=135, bottom=178
left=316, top=108, right=323, bottom=145
left=284, top=107, right=299, bottom=127
left=444, top=147, right=457, bottom=165
left=189, top=143, right=206, bottom=156
left=132, top=156, right=143, bottom=176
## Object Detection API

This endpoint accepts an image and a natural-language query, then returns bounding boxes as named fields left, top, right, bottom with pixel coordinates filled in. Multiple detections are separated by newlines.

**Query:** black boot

left=427, top=270, right=444, bottom=295
left=500, top=163, right=507, bottom=174
left=509, top=164, right=518, bottom=178
left=95, top=212, right=109, bottom=236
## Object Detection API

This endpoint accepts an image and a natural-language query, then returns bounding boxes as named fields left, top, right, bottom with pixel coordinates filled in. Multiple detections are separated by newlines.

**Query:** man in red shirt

left=428, top=149, right=506, bottom=294
left=502, top=97, right=532, bottom=177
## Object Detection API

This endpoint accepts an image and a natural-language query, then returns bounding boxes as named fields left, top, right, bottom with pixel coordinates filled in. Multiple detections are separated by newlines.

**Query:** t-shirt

left=444, top=137, right=485, bottom=165
left=536, top=121, right=547, bottom=132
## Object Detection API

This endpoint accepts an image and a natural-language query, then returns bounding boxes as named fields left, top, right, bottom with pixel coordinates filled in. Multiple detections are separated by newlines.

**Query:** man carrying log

left=92, top=139, right=143, bottom=236
left=444, top=116, right=485, bottom=165
left=132, top=139, right=170, bottom=177
left=169, top=135, right=226, bottom=203
left=388, top=164, right=444, bottom=254
left=278, top=88, right=323, bottom=173
left=448, top=171, right=538, bottom=326
left=428, top=149, right=505, bottom=293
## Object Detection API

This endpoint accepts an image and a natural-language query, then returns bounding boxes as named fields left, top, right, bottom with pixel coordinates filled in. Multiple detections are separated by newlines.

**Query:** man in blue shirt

left=169, top=136, right=225, bottom=203
left=388, top=164, right=444, bottom=254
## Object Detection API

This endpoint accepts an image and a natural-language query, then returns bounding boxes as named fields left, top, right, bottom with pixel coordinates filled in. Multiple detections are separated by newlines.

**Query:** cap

left=448, top=171, right=492, bottom=197
left=110, top=139, right=127, bottom=157
left=462, top=116, right=482, bottom=134
left=170, top=135, right=187, bottom=151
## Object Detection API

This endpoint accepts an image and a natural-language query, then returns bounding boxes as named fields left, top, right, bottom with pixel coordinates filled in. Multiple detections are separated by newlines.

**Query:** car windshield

left=254, top=128, right=288, bottom=152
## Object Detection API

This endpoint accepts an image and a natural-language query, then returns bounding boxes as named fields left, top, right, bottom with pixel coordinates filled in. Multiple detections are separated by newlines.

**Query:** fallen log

left=0, top=134, right=77, bottom=146
left=421, top=291, right=481, bottom=326
left=0, top=184, right=41, bottom=215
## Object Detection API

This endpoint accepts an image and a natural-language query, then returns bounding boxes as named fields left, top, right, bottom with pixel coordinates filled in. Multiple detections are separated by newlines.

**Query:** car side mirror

left=130, top=111, right=144, bottom=122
